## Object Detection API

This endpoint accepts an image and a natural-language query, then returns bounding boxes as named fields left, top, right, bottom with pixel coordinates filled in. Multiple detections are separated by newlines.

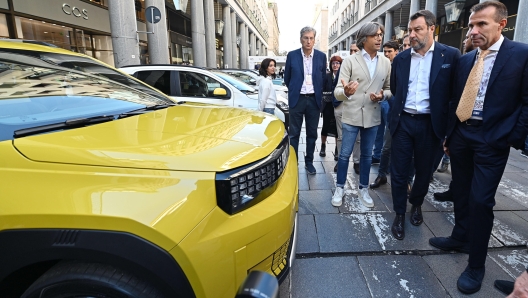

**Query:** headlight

left=276, top=101, right=289, bottom=111
left=215, top=133, right=290, bottom=215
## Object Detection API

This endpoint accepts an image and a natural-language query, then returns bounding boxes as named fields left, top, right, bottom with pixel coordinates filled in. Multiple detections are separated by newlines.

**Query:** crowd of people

left=279, top=1, right=527, bottom=296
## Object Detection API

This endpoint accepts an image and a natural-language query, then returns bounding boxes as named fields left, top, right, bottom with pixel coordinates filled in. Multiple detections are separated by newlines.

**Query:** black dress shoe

left=391, top=214, right=405, bottom=240
left=370, top=176, right=387, bottom=189
left=433, top=188, right=453, bottom=202
left=353, top=163, right=360, bottom=175
left=333, top=163, right=338, bottom=173
left=494, top=280, right=514, bottom=295
left=457, top=266, right=485, bottom=294
left=334, top=147, right=338, bottom=161
left=410, top=205, right=423, bottom=226
left=371, top=157, right=380, bottom=164
left=429, top=236, right=470, bottom=253
left=319, top=144, right=326, bottom=157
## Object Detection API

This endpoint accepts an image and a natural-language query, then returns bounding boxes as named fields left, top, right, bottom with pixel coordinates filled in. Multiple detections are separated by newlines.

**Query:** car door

left=176, top=71, right=235, bottom=106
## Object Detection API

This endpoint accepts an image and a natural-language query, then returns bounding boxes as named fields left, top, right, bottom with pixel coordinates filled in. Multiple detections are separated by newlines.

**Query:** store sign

left=62, top=3, right=88, bottom=20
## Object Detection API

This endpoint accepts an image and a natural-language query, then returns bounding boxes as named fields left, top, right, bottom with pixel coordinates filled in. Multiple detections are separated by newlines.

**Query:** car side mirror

left=235, top=271, right=278, bottom=298
left=213, top=88, right=228, bottom=97
left=249, top=79, right=256, bottom=85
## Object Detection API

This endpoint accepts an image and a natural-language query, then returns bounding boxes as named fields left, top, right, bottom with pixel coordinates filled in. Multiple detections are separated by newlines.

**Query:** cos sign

left=62, top=3, right=88, bottom=20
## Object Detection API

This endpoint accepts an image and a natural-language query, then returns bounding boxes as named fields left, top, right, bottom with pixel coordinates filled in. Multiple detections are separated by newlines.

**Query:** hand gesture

left=370, top=89, right=383, bottom=102
left=341, top=79, right=359, bottom=97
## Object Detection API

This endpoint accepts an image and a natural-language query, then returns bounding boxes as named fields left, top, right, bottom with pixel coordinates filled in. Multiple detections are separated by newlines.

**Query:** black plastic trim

left=0, top=229, right=195, bottom=297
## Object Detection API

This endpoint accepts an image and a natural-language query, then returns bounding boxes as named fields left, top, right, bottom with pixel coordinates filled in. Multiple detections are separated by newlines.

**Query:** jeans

left=373, top=101, right=390, bottom=159
left=263, top=108, right=275, bottom=115
left=336, top=123, right=378, bottom=189
left=289, top=95, right=320, bottom=164
left=334, top=104, right=343, bottom=156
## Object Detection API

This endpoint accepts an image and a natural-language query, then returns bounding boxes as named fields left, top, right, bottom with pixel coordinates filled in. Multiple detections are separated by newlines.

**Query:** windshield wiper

left=14, top=115, right=115, bottom=138
left=118, top=103, right=177, bottom=118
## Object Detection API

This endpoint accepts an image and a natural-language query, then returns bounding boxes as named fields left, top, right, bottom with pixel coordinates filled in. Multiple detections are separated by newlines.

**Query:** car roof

left=121, top=64, right=207, bottom=70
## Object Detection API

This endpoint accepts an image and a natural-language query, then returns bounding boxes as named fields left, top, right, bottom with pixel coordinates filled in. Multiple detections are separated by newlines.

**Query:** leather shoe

left=353, top=163, right=360, bottom=175
left=429, top=236, right=470, bottom=253
left=370, top=176, right=387, bottom=189
left=457, top=266, right=485, bottom=294
left=410, top=205, right=423, bottom=226
left=433, top=188, right=453, bottom=202
left=494, top=280, right=514, bottom=295
left=391, top=214, right=405, bottom=240
left=305, top=163, right=316, bottom=175
left=319, top=144, right=326, bottom=157
left=333, top=163, right=338, bottom=173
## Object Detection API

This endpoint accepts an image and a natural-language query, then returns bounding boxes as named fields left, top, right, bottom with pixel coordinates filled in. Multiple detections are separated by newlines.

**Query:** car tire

left=21, top=260, right=166, bottom=298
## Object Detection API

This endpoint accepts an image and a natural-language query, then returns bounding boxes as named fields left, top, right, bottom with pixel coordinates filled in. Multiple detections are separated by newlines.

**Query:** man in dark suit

left=429, top=1, right=528, bottom=294
left=388, top=10, right=460, bottom=240
left=284, top=26, right=327, bottom=174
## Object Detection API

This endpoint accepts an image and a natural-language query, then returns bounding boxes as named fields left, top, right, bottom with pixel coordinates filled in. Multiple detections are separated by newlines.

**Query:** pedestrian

left=429, top=1, right=528, bottom=294
left=332, top=22, right=392, bottom=208
left=401, top=34, right=411, bottom=51
left=388, top=10, right=460, bottom=241
left=256, top=58, right=277, bottom=115
left=284, top=26, right=327, bottom=174
left=319, top=55, right=341, bottom=158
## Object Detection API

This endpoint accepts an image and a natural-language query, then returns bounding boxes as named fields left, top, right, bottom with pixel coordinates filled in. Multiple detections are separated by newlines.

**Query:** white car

left=119, top=65, right=289, bottom=123
left=219, top=69, right=288, bottom=99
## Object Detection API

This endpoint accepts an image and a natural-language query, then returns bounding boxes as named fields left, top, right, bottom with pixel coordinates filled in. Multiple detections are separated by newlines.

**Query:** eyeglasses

left=369, top=33, right=384, bottom=38
left=331, top=62, right=341, bottom=65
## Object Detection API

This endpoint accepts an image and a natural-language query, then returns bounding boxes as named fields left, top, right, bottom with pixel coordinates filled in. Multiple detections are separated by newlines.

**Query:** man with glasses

left=388, top=10, right=460, bottom=240
left=284, top=26, right=327, bottom=174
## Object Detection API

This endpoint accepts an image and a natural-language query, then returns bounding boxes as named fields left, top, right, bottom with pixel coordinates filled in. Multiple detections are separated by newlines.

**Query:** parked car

left=119, top=65, right=289, bottom=125
left=0, top=41, right=298, bottom=298
left=219, top=69, right=288, bottom=98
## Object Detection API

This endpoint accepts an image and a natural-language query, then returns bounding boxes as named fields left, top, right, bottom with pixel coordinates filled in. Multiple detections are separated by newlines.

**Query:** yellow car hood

left=13, top=105, right=285, bottom=172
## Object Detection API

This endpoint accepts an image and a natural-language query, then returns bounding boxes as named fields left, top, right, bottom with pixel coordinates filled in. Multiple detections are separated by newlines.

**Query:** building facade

left=266, top=1, right=279, bottom=56
left=313, top=2, right=329, bottom=55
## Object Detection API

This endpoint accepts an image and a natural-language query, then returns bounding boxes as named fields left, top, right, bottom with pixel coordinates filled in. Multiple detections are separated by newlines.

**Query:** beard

left=411, top=34, right=429, bottom=51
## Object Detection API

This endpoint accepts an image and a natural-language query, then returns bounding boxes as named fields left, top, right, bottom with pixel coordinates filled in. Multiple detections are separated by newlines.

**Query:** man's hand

left=507, top=270, right=528, bottom=298
left=443, top=139, right=450, bottom=156
left=370, top=89, right=383, bottom=102
left=341, top=79, right=359, bottom=97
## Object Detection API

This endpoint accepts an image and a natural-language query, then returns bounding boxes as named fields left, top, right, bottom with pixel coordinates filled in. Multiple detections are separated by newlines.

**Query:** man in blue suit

left=388, top=10, right=460, bottom=240
left=429, top=1, right=528, bottom=294
left=284, top=26, right=327, bottom=174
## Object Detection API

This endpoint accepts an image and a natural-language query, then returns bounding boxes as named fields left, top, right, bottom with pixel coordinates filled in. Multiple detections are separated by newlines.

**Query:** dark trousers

left=289, top=94, right=320, bottom=164
left=449, top=122, right=510, bottom=268
left=391, top=112, right=441, bottom=214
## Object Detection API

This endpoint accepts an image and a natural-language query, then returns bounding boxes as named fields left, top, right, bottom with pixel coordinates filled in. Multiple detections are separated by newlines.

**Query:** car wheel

left=21, top=260, right=166, bottom=298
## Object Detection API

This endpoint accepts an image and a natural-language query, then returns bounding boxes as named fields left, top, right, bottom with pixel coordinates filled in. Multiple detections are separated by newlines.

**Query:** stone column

left=222, top=6, right=232, bottom=68
left=108, top=0, right=140, bottom=67
left=410, top=0, right=420, bottom=18
left=231, top=11, right=238, bottom=68
left=203, top=0, right=216, bottom=67
left=384, top=11, right=393, bottom=44
left=256, top=39, right=261, bottom=56
left=514, top=0, right=528, bottom=43
left=191, top=0, right=206, bottom=67
left=145, top=0, right=169, bottom=64
left=249, top=32, right=256, bottom=56
left=239, top=22, right=249, bottom=69
left=425, top=0, right=438, bottom=18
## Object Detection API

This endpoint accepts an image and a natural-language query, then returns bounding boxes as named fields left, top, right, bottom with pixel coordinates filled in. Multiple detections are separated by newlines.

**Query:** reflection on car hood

left=13, top=105, right=285, bottom=172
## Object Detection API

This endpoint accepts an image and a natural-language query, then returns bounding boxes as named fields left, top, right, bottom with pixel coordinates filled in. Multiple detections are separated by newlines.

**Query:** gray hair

left=355, top=22, right=384, bottom=50
left=300, top=26, right=317, bottom=38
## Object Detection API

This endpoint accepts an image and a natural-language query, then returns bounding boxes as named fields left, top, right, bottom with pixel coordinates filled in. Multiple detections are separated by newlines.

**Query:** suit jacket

left=284, top=48, right=327, bottom=109
left=389, top=42, right=461, bottom=140
left=446, top=37, right=528, bottom=150
left=334, top=51, right=392, bottom=128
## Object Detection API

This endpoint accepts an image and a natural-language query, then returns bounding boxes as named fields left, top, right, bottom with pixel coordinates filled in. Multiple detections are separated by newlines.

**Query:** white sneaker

left=332, top=187, right=344, bottom=207
left=358, top=188, right=374, bottom=208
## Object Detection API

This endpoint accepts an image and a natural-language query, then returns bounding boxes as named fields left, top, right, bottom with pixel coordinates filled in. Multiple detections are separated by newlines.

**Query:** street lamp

left=215, top=20, right=225, bottom=35
left=444, top=0, right=465, bottom=23
left=393, top=4, right=406, bottom=39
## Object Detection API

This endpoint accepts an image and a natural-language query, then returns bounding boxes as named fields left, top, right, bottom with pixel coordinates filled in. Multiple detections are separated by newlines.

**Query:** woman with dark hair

left=319, top=55, right=342, bottom=158
left=257, top=58, right=277, bottom=115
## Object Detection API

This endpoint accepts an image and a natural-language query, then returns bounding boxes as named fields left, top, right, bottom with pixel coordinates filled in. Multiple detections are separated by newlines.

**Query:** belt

left=300, top=93, right=315, bottom=97
left=402, top=111, right=430, bottom=119
left=462, top=119, right=483, bottom=126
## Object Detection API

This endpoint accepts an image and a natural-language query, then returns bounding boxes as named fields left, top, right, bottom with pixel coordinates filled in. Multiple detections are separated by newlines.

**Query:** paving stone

left=291, top=257, right=370, bottom=298
left=513, top=211, right=528, bottom=222
left=426, top=179, right=455, bottom=212
left=315, top=214, right=382, bottom=253
left=497, top=174, right=528, bottom=208
left=366, top=212, right=438, bottom=251
left=307, top=173, right=334, bottom=190
left=423, top=254, right=510, bottom=298
left=298, top=190, right=338, bottom=215
left=494, top=192, right=528, bottom=211
left=298, top=172, right=309, bottom=191
left=279, top=271, right=290, bottom=298
left=504, top=163, right=525, bottom=173
left=373, top=185, right=437, bottom=213
left=328, top=173, right=389, bottom=213
left=297, top=215, right=319, bottom=254
left=488, top=249, right=528, bottom=278
left=358, top=255, right=448, bottom=297
left=492, top=211, right=528, bottom=246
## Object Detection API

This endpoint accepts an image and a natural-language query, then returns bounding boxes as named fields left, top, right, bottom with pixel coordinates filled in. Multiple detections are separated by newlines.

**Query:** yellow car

left=0, top=41, right=298, bottom=298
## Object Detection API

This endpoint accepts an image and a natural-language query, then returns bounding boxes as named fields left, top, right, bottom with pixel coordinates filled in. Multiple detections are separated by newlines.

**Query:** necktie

left=456, top=50, right=491, bottom=122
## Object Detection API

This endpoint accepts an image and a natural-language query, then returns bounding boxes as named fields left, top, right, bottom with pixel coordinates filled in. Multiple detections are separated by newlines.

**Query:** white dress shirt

left=301, top=48, right=315, bottom=94
left=361, top=49, right=378, bottom=79
left=470, top=35, right=504, bottom=120
left=404, top=42, right=435, bottom=114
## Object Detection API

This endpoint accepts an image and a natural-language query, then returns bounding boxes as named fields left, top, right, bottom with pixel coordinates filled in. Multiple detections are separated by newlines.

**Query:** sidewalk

left=280, top=124, right=528, bottom=298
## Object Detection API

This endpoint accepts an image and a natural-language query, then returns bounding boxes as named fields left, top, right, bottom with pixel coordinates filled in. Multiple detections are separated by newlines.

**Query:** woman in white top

left=256, top=58, right=277, bottom=115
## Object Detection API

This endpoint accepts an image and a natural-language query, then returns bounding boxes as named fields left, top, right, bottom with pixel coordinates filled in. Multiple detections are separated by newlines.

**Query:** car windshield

left=212, top=71, right=256, bottom=93
left=0, top=51, right=174, bottom=141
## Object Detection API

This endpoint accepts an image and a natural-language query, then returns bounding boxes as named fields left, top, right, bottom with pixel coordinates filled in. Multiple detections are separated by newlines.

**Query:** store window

left=0, top=14, right=9, bottom=38
left=15, top=17, right=75, bottom=50
left=91, top=35, right=114, bottom=66
left=87, top=0, right=108, bottom=6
